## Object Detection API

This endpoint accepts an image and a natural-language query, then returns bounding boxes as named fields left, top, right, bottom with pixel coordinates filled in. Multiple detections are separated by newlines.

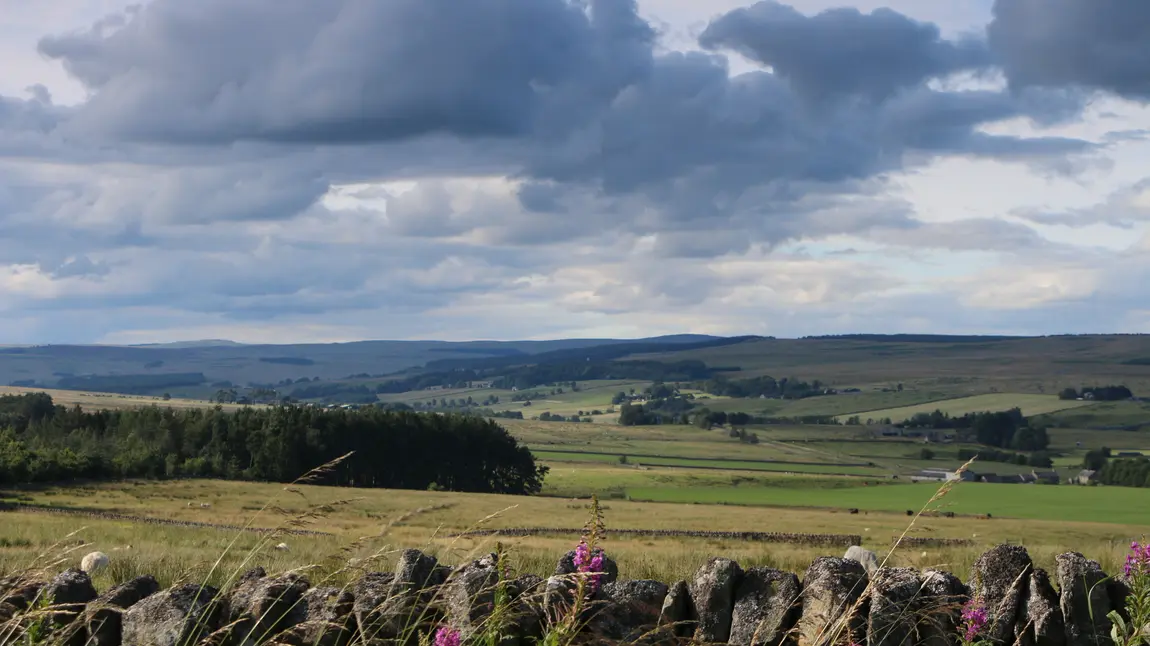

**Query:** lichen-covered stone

left=121, top=584, right=222, bottom=646
left=730, top=567, right=801, bottom=646
left=86, top=575, right=161, bottom=646
left=970, top=544, right=1033, bottom=645
left=441, top=554, right=500, bottom=637
left=592, top=579, right=669, bottom=641
left=1056, top=552, right=1114, bottom=646
left=659, top=580, right=694, bottom=638
left=224, top=570, right=311, bottom=644
left=276, top=586, right=356, bottom=646
left=689, top=557, right=743, bottom=643
left=868, top=567, right=923, bottom=646
left=917, top=569, right=969, bottom=646
left=797, top=557, right=869, bottom=646
left=1015, top=568, right=1066, bottom=646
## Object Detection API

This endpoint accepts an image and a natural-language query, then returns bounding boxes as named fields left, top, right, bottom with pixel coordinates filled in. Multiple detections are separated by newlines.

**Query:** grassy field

left=0, top=386, right=260, bottom=411
left=624, top=480, right=1150, bottom=524
left=377, top=379, right=645, bottom=420
left=1, top=477, right=1146, bottom=590
left=836, top=393, right=1094, bottom=423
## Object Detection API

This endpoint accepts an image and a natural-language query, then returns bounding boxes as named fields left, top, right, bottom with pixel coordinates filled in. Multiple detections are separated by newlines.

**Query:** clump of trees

left=0, top=393, right=547, bottom=495
left=1058, top=385, right=1134, bottom=401
left=1082, top=448, right=1150, bottom=488
left=902, top=408, right=1049, bottom=451
left=695, top=375, right=827, bottom=400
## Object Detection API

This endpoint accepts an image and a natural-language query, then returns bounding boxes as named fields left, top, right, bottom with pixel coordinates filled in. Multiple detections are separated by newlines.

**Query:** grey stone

left=729, top=567, right=801, bottom=646
left=121, top=584, right=222, bottom=646
left=844, top=546, right=880, bottom=576
left=351, top=571, right=399, bottom=641
left=868, top=567, right=923, bottom=646
left=224, top=570, right=311, bottom=644
left=970, top=544, right=1033, bottom=645
left=1015, top=568, right=1066, bottom=646
left=592, top=579, right=669, bottom=641
left=1056, top=552, right=1114, bottom=646
left=43, top=568, right=98, bottom=646
left=276, top=586, right=356, bottom=646
left=441, top=554, right=500, bottom=638
left=689, top=557, right=743, bottom=643
left=86, top=575, right=161, bottom=646
left=659, top=580, right=694, bottom=638
left=0, top=576, right=44, bottom=611
left=797, top=557, right=869, bottom=646
left=917, top=569, right=969, bottom=646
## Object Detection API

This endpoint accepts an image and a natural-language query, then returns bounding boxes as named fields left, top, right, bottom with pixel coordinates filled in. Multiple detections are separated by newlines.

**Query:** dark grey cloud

left=699, top=1, right=991, bottom=104
left=38, top=0, right=654, bottom=145
left=989, top=0, right=1150, bottom=100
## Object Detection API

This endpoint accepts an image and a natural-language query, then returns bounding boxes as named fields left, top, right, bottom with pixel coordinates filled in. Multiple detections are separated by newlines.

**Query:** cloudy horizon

left=1, top=0, right=1148, bottom=345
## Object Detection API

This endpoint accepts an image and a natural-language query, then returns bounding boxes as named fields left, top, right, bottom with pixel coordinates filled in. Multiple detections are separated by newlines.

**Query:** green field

left=625, top=480, right=1150, bottom=525
left=534, top=450, right=883, bottom=476
left=837, top=393, right=1094, bottom=423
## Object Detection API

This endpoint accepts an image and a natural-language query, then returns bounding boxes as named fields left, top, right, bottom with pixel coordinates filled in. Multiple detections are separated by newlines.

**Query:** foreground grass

left=1, top=477, right=1146, bottom=587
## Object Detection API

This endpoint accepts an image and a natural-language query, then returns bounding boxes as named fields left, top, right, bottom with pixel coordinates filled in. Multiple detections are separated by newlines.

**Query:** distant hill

left=130, top=339, right=247, bottom=348
left=0, top=335, right=726, bottom=395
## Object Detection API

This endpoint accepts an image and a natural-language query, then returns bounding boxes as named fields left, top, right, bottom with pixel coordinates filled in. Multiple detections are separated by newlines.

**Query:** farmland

left=835, top=393, right=1095, bottom=423
left=1, top=476, right=1144, bottom=589
left=1, top=333, right=1148, bottom=590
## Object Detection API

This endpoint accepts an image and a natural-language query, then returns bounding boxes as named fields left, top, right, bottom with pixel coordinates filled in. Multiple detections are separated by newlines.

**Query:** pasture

left=0, top=386, right=258, bottom=411
left=1, top=477, right=1145, bottom=589
left=835, top=393, right=1094, bottom=423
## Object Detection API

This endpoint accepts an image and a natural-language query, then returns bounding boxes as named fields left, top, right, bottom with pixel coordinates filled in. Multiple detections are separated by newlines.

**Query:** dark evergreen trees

left=0, top=394, right=547, bottom=495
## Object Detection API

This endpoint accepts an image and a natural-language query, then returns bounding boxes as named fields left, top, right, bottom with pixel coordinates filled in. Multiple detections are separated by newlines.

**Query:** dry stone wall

left=0, top=544, right=1133, bottom=646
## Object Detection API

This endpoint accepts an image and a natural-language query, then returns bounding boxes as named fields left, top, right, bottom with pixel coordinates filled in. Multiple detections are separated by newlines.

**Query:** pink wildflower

left=434, top=626, right=461, bottom=646
left=573, top=540, right=591, bottom=570
left=961, top=599, right=988, bottom=642
left=572, top=539, right=607, bottom=593
left=1124, top=540, right=1150, bottom=579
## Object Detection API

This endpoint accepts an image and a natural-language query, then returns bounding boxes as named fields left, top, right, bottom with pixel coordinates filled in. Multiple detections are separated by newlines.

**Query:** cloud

left=0, top=0, right=1143, bottom=343
left=988, top=0, right=1150, bottom=100
left=698, top=1, right=991, bottom=104
left=1013, top=179, right=1150, bottom=229
left=37, top=0, right=655, bottom=145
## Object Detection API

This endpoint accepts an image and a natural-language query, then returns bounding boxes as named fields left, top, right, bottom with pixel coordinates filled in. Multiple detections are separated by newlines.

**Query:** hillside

left=627, top=334, right=1150, bottom=393
left=0, top=335, right=721, bottom=395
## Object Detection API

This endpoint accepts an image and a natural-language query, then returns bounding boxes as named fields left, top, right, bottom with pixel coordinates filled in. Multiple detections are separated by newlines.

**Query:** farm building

left=1076, top=469, right=1099, bottom=485
left=910, top=469, right=976, bottom=483
left=1032, top=470, right=1060, bottom=485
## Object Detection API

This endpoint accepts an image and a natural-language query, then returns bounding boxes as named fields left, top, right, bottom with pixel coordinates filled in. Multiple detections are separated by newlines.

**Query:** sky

left=1, top=0, right=1149, bottom=344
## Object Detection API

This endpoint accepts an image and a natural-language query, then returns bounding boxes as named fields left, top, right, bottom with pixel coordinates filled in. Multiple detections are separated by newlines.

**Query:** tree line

left=694, top=375, right=827, bottom=400
left=0, top=393, right=547, bottom=495
left=900, top=408, right=1049, bottom=451
left=1058, top=385, right=1134, bottom=401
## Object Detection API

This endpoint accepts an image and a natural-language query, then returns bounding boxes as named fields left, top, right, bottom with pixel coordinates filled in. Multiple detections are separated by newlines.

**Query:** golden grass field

left=1, top=476, right=1145, bottom=592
